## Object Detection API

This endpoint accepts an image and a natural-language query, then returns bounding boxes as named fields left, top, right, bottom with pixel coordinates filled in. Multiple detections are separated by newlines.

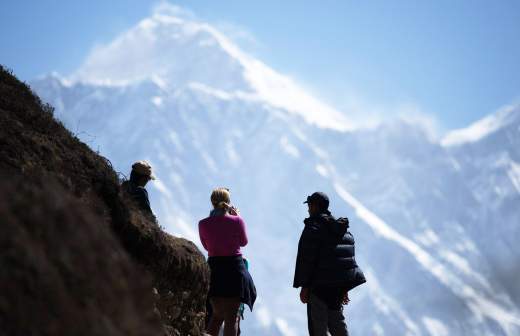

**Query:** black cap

left=304, top=192, right=329, bottom=209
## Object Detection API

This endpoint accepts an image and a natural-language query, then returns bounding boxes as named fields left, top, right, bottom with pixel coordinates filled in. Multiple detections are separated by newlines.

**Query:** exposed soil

left=0, top=65, right=209, bottom=335
left=0, top=177, right=162, bottom=336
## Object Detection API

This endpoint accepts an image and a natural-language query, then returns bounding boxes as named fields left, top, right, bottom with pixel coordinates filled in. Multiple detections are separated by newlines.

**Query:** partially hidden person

left=121, top=160, right=155, bottom=216
left=293, top=192, right=366, bottom=336
left=199, top=188, right=256, bottom=336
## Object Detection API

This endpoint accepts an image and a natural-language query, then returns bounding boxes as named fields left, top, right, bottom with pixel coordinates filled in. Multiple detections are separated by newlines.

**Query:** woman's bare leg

left=207, top=298, right=224, bottom=336
left=208, top=297, right=241, bottom=336
left=207, top=316, right=224, bottom=336
left=222, top=299, right=240, bottom=336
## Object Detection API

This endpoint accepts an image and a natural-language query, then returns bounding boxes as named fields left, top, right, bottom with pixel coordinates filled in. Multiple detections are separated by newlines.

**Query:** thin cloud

left=151, top=1, right=196, bottom=20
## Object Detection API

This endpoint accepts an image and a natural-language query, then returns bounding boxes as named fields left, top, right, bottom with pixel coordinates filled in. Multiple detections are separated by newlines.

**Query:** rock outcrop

left=0, top=66, right=209, bottom=335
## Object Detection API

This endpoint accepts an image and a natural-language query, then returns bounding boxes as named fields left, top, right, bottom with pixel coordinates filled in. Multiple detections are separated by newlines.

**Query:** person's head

left=304, top=192, right=329, bottom=216
left=211, top=187, right=231, bottom=210
left=130, top=161, right=155, bottom=187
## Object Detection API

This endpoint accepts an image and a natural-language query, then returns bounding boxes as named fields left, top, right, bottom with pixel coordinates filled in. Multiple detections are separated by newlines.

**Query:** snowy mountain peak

left=441, top=104, right=520, bottom=147
left=30, top=4, right=520, bottom=331
left=70, top=3, right=354, bottom=131
left=72, top=10, right=246, bottom=89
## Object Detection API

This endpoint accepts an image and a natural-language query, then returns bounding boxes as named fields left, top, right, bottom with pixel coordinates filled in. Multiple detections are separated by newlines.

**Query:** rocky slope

left=0, top=65, right=209, bottom=336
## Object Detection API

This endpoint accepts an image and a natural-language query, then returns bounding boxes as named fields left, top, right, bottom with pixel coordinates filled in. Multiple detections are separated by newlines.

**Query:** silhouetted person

left=293, top=192, right=366, bottom=336
left=121, top=161, right=155, bottom=215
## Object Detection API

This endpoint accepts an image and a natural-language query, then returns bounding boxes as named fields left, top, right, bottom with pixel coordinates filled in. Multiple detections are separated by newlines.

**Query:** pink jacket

left=198, top=214, right=248, bottom=257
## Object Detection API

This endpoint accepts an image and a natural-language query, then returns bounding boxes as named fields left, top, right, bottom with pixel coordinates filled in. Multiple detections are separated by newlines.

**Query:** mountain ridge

left=26, top=4, right=520, bottom=335
left=442, top=104, right=520, bottom=147
left=31, top=68, right=520, bottom=335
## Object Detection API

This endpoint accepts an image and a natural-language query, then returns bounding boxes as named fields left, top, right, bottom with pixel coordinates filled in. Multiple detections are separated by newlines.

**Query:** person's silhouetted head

left=129, top=161, right=155, bottom=187
left=304, top=191, right=329, bottom=216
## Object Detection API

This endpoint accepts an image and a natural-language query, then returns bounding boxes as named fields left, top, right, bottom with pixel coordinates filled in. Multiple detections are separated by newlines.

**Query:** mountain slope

left=442, top=105, right=520, bottom=305
left=29, top=5, right=520, bottom=336
left=70, top=6, right=353, bottom=132
left=0, top=66, right=209, bottom=336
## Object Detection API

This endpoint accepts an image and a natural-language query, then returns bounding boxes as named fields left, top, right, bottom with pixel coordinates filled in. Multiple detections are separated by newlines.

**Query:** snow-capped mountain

left=31, top=4, right=520, bottom=335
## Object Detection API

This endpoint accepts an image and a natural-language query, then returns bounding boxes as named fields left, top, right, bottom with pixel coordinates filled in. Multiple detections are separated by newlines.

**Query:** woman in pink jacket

left=199, top=188, right=256, bottom=336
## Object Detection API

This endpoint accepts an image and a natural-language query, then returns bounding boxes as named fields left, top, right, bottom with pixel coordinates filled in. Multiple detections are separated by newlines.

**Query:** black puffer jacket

left=293, top=211, right=366, bottom=291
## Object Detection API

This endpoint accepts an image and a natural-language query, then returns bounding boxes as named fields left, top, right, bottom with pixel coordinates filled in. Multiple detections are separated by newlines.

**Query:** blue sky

left=1, top=0, right=519, bottom=129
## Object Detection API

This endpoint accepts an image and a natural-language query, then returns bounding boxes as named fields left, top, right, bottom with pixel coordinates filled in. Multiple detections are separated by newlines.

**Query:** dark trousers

left=307, top=293, right=349, bottom=336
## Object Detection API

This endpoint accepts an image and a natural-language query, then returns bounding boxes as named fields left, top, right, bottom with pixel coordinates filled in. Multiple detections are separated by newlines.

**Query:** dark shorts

left=208, top=256, right=256, bottom=311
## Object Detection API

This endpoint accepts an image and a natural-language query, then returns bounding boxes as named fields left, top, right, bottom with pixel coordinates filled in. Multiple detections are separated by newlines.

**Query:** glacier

left=30, top=4, right=520, bottom=335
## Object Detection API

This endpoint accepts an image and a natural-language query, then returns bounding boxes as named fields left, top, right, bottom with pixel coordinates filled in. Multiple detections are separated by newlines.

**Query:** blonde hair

left=211, top=188, right=231, bottom=210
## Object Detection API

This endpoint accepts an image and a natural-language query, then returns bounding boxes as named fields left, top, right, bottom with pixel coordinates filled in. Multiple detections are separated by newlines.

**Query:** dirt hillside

left=0, top=66, right=209, bottom=336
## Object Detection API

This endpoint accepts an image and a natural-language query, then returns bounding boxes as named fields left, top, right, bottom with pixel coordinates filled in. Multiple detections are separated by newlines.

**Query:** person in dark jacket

left=121, top=161, right=155, bottom=216
left=293, top=192, right=366, bottom=336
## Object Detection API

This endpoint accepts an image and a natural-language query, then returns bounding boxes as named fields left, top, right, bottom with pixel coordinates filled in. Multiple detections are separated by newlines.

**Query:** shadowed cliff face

left=0, top=178, right=163, bottom=336
left=0, top=65, right=210, bottom=336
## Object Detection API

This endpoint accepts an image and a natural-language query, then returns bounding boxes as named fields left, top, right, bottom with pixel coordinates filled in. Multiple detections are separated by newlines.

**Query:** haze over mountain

left=31, top=4, right=520, bottom=335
